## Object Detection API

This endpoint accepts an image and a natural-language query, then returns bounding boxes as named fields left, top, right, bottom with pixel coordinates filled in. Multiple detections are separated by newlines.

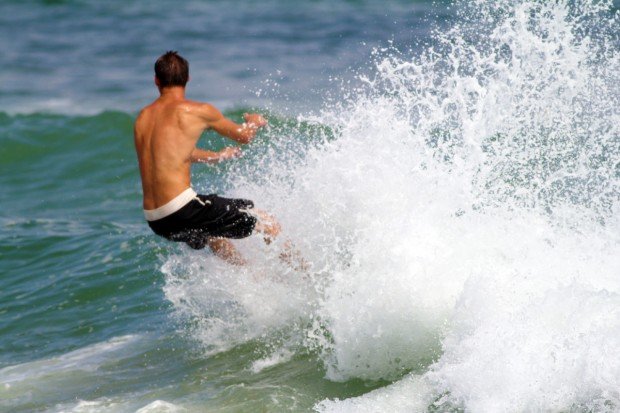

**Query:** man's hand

left=217, top=146, right=241, bottom=161
left=243, top=113, right=268, bottom=129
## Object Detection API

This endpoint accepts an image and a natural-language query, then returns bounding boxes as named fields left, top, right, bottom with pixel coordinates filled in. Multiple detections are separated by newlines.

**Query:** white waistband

left=143, top=188, right=198, bottom=221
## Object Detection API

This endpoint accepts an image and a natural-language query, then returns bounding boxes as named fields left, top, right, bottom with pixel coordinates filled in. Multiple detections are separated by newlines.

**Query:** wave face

left=162, top=0, right=620, bottom=411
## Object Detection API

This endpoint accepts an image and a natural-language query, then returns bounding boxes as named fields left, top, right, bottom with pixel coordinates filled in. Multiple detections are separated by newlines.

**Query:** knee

left=260, top=216, right=280, bottom=238
left=267, top=219, right=281, bottom=238
left=254, top=210, right=281, bottom=238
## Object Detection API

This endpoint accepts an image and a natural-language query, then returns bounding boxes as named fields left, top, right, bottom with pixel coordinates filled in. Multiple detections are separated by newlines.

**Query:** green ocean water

left=1, top=0, right=413, bottom=399
left=2, top=1, right=620, bottom=412
left=0, top=110, right=383, bottom=412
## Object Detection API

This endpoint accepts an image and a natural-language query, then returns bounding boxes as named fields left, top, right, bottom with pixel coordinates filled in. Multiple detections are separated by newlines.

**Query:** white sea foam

left=162, top=238, right=317, bottom=353
left=47, top=397, right=185, bottom=413
left=51, top=399, right=120, bottom=413
left=0, top=335, right=140, bottom=386
left=6, top=338, right=190, bottom=413
left=0, top=335, right=149, bottom=412
left=316, top=374, right=433, bottom=413
left=163, top=0, right=620, bottom=411
left=250, top=348, right=294, bottom=373
left=135, top=400, right=186, bottom=413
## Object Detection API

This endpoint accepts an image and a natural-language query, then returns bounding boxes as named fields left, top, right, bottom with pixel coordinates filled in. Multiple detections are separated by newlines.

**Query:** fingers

left=243, top=113, right=268, bottom=127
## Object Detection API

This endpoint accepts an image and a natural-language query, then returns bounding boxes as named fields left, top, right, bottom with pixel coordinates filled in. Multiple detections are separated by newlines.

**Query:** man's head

left=154, top=51, right=189, bottom=88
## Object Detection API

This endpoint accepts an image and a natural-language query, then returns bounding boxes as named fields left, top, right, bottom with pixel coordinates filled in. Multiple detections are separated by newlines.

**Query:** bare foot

left=279, top=240, right=310, bottom=272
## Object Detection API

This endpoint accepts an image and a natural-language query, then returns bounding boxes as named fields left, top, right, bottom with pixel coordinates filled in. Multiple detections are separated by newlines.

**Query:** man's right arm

left=190, top=147, right=241, bottom=164
left=198, top=103, right=267, bottom=144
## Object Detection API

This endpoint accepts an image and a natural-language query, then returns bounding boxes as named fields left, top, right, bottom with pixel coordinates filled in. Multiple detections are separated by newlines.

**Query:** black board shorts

left=147, top=194, right=257, bottom=250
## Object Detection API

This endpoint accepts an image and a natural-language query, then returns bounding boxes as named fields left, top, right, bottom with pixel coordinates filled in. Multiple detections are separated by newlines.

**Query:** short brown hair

left=154, top=51, right=189, bottom=87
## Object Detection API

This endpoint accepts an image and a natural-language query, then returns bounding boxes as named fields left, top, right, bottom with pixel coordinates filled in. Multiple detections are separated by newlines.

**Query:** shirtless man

left=134, top=51, right=280, bottom=264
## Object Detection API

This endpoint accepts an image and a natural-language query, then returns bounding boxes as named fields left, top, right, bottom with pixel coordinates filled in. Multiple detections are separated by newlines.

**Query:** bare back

left=134, top=87, right=264, bottom=210
left=134, top=92, right=209, bottom=210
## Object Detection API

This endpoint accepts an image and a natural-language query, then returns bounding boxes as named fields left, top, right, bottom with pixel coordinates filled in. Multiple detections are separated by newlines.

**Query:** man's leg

left=207, top=238, right=246, bottom=265
left=252, top=209, right=281, bottom=244
left=253, top=210, right=309, bottom=271
left=201, top=210, right=277, bottom=266
left=205, top=209, right=307, bottom=270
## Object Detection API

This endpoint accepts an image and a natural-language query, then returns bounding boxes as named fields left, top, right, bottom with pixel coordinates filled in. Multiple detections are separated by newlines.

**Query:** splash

left=163, top=0, right=620, bottom=410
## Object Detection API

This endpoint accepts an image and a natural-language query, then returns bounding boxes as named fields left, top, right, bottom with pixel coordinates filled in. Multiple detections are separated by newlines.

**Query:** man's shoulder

left=182, top=100, right=222, bottom=122
left=183, top=99, right=217, bottom=112
left=135, top=102, right=156, bottom=122
left=134, top=107, right=148, bottom=131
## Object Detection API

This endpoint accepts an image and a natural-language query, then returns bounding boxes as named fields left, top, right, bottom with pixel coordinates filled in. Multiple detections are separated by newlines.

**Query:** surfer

left=134, top=51, right=281, bottom=265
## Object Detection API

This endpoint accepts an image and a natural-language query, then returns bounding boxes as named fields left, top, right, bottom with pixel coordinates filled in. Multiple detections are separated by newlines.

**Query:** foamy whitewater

left=162, top=0, right=620, bottom=411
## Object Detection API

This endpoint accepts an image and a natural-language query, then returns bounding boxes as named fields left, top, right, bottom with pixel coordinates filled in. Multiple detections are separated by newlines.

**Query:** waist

left=143, top=188, right=197, bottom=221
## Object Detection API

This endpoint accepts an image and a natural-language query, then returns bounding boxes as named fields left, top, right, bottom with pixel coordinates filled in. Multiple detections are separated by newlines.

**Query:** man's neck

left=158, top=86, right=186, bottom=100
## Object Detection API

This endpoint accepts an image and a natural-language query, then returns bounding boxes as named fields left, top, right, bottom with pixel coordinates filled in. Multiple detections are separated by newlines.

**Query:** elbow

left=189, top=150, right=199, bottom=163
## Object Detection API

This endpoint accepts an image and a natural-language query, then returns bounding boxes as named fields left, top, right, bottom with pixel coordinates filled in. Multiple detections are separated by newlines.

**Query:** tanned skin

left=134, top=78, right=279, bottom=263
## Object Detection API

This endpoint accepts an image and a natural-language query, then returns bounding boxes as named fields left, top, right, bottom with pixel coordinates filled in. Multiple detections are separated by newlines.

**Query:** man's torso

left=134, top=96, right=207, bottom=210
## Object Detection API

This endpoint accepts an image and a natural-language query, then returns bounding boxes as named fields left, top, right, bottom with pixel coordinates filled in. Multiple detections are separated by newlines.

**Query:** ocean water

left=1, top=0, right=619, bottom=412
